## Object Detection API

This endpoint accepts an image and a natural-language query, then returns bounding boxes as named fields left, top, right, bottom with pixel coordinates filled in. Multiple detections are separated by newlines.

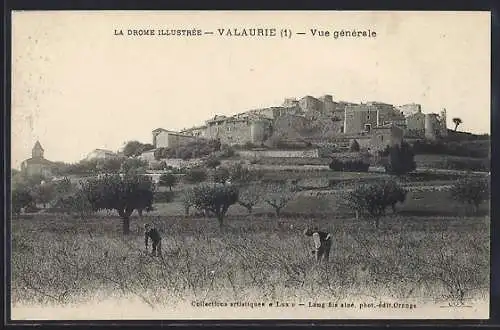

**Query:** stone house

left=152, top=128, right=200, bottom=149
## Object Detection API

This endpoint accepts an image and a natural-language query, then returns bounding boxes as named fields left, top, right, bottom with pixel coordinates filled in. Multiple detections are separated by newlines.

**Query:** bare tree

left=238, top=184, right=264, bottom=214
left=263, top=182, right=296, bottom=217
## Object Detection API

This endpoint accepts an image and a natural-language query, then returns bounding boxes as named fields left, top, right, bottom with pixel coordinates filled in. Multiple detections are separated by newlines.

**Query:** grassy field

left=11, top=184, right=490, bottom=311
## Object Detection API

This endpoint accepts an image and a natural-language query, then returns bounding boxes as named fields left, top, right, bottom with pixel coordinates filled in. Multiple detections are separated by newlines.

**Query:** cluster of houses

left=20, top=94, right=449, bottom=178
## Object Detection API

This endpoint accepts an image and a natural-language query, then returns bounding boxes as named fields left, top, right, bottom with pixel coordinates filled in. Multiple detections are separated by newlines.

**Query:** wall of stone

left=237, top=149, right=320, bottom=158
left=299, top=96, right=323, bottom=112
left=155, top=131, right=199, bottom=148
left=344, top=105, right=379, bottom=134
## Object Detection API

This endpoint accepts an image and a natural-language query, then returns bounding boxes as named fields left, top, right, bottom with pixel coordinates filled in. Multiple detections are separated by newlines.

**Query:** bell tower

left=32, top=141, right=44, bottom=159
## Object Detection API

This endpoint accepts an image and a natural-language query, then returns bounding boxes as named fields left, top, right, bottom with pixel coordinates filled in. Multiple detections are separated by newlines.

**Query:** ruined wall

left=299, top=96, right=323, bottom=112
left=397, top=103, right=422, bottom=117
left=238, top=149, right=320, bottom=158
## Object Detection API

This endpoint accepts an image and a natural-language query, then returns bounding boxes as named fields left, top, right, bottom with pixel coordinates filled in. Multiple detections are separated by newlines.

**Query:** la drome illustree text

left=113, top=27, right=377, bottom=39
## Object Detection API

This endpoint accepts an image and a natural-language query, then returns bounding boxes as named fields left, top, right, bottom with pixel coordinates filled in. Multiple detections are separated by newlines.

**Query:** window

left=364, top=124, right=371, bottom=132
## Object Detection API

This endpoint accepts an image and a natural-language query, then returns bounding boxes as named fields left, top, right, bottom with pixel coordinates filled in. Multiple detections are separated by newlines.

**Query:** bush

left=384, top=142, right=416, bottom=175
left=345, top=180, right=407, bottom=228
left=184, top=168, right=208, bottom=184
left=449, top=177, right=490, bottom=214
left=329, top=159, right=370, bottom=172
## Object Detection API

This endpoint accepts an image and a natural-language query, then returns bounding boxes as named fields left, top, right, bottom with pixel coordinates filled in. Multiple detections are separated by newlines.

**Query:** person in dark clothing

left=304, top=228, right=333, bottom=263
left=144, top=223, right=162, bottom=257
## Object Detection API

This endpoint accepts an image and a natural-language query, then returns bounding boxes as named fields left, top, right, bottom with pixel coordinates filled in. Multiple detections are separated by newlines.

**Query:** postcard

left=10, top=10, right=491, bottom=320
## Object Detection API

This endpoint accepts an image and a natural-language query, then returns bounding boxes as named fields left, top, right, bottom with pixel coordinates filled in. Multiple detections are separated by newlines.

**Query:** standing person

left=144, top=223, right=162, bottom=257
left=304, top=228, right=333, bottom=263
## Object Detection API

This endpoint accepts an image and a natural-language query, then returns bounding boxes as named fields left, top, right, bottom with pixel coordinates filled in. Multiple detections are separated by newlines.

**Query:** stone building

left=152, top=94, right=449, bottom=150
left=152, top=128, right=199, bottom=149
left=343, top=102, right=406, bottom=134
left=20, top=141, right=54, bottom=177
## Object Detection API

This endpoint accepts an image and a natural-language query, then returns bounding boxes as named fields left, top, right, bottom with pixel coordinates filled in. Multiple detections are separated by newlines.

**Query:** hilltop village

left=149, top=94, right=447, bottom=155
left=19, top=94, right=451, bottom=177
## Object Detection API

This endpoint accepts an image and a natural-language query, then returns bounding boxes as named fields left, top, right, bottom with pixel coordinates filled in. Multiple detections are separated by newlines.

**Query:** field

left=11, top=178, right=490, bottom=318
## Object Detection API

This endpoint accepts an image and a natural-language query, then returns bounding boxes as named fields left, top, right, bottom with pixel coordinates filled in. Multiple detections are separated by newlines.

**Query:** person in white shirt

left=304, top=228, right=333, bottom=263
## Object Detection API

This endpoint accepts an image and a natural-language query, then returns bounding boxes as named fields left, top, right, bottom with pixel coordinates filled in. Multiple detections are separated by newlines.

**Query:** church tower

left=32, top=141, right=44, bottom=159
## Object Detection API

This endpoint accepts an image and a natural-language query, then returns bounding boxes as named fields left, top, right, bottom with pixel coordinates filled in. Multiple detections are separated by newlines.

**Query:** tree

left=450, top=177, right=489, bottom=214
left=263, top=182, right=296, bottom=217
left=12, top=188, right=33, bottom=215
left=190, top=183, right=239, bottom=228
left=80, top=174, right=155, bottom=235
left=159, top=173, right=177, bottom=191
left=123, top=140, right=149, bottom=158
left=350, top=139, right=360, bottom=152
left=452, top=117, right=463, bottom=131
left=238, top=184, right=263, bottom=214
left=345, top=180, right=407, bottom=228
left=384, top=141, right=416, bottom=175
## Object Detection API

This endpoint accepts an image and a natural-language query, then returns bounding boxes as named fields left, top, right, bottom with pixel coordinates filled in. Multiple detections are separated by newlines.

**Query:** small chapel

left=20, top=141, right=54, bottom=177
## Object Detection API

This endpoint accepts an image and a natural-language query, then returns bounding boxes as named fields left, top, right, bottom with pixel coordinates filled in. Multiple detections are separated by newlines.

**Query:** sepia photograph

left=9, top=10, right=491, bottom=320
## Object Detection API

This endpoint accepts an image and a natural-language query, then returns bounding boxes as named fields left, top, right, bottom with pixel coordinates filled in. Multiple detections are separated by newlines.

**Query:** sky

left=11, top=11, right=491, bottom=169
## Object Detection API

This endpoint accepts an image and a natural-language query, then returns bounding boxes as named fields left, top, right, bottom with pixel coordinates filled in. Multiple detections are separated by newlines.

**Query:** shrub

left=449, top=177, right=490, bottom=214
left=183, top=168, right=208, bottom=184
left=190, top=183, right=239, bottom=228
left=384, top=142, right=416, bottom=175
left=329, top=159, right=370, bottom=172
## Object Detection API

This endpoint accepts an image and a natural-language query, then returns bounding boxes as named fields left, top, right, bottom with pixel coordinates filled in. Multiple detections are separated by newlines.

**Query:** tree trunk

left=217, top=213, right=224, bottom=229
left=375, top=217, right=380, bottom=229
left=119, top=207, right=134, bottom=235
left=275, top=207, right=281, bottom=217
left=122, top=216, right=130, bottom=235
